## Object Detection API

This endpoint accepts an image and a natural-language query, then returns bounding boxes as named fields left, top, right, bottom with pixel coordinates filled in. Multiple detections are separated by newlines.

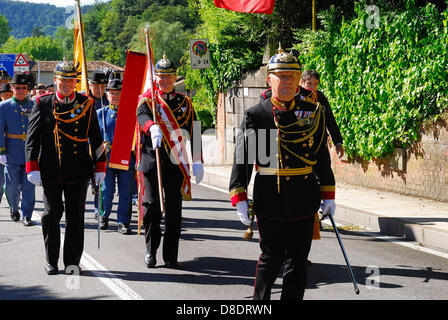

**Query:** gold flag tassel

left=312, top=212, right=321, bottom=240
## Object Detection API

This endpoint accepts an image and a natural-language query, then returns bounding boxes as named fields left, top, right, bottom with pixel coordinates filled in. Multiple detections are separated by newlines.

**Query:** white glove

left=320, top=199, right=336, bottom=219
left=192, top=162, right=204, bottom=184
left=236, top=200, right=251, bottom=226
left=0, top=155, right=6, bottom=165
left=95, top=172, right=105, bottom=185
left=27, top=171, right=42, bottom=186
left=149, top=124, right=162, bottom=150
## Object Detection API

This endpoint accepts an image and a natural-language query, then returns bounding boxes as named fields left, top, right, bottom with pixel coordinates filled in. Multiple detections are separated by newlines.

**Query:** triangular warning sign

left=14, top=53, right=29, bottom=67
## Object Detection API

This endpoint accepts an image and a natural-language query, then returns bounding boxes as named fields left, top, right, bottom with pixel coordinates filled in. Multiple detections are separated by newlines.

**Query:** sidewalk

left=202, top=165, right=448, bottom=254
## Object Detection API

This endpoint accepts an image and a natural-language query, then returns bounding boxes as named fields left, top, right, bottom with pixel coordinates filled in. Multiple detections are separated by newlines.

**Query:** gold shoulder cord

left=53, top=98, right=94, bottom=166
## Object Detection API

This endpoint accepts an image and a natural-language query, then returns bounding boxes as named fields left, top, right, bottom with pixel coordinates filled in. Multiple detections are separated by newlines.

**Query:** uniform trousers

left=41, top=180, right=89, bottom=267
left=142, top=152, right=184, bottom=264
left=4, top=164, right=35, bottom=218
left=0, top=164, right=4, bottom=203
left=253, top=215, right=314, bottom=300
left=101, top=166, right=133, bottom=224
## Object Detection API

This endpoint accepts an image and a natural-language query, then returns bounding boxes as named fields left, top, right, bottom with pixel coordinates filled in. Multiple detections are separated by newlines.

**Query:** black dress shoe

left=45, top=264, right=58, bottom=275
left=144, top=253, right=157, bottom=268
left=22, top=217, right=35, bottom=226
left=10, top=211, right=20, bottom=222
left=164, top=261, right=181, bottom=270
left=100, top=216, right=108, bottom=230
left=118, top=222, right=131, bottom=235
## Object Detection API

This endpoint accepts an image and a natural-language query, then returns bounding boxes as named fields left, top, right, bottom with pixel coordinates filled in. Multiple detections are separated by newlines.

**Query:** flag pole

left=75, top=0, right=88, bottom=91
left=144, top=26, right=165, bottom=214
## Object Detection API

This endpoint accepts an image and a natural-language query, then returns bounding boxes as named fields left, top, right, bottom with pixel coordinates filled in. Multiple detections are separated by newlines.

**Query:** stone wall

left=329, top=123, right=448, bottom=202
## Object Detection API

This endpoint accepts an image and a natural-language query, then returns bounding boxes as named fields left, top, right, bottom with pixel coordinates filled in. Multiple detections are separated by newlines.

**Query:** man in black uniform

left=229, top=47, right=336, bottom=300
left=137, top=54, right=203, bottom=269
left=260, top=70, right=344, bottom=158
left=25, top=60, right=106, bottom=275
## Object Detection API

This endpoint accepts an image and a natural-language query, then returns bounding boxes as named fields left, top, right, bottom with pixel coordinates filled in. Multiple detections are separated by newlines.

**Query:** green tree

left=0, top=15, right=10, bottom=44
left=15, top=36, right=63, bottom=60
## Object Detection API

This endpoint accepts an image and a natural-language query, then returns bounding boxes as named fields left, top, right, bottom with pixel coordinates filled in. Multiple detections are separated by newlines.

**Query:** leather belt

left=6, top=133, right=26, bottom=141
left=257, top=166, right=313, bottom=176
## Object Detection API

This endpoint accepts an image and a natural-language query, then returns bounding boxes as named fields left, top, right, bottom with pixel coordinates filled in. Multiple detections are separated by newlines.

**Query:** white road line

left=80, top=252, right=144, bottom=300
left=32, top=212, right=144, bottom=300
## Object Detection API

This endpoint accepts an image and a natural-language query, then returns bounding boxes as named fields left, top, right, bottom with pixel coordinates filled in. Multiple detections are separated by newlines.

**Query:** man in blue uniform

left=0, top=72, right=35, bottom=226
left=96, top=79, right=134, bottom=234
left=88, top=70, right=109, bottom=110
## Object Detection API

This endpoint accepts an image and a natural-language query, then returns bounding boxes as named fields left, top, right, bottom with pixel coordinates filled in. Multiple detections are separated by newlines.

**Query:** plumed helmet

left=89, top=69, right=108, bottom=84
left=0, top=83, right=12, bottom=93
left=155, top=53, right=176, bottom=75
left=106, top=79, right=122, bottom=91
left=54, top=60, right=78, bottom=79
left=267, top=43, right=302, bottom=73
left=10, top=72, right=32, bottom=85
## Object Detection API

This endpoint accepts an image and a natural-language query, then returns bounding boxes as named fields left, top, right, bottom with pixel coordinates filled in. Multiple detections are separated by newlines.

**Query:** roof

left=30, top=61, right=125, bottom=73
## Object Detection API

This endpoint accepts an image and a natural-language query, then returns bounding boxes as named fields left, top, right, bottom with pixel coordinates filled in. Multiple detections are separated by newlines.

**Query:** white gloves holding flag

left=0, top=155, right=6, bottom=165
left=149, top=124, right=162, bottom=150
left=236, top=200, right=251, bottom=226
left=320, top=199, right=336, bottom=219
left=27, top=171, right=42, bottom=186
left=192, top=162, right=204, bottom=184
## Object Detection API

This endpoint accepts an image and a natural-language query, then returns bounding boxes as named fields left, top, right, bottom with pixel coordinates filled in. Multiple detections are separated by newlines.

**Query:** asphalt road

left=1, top=182, right=448, bottom=303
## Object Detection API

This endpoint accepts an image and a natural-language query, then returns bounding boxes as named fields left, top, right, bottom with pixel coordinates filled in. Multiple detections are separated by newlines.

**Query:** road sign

left=0, top=54, right=16, bottom=78
left=14, top=53, right=29, bottom=73
left=189, top=39, right=210, bottom=69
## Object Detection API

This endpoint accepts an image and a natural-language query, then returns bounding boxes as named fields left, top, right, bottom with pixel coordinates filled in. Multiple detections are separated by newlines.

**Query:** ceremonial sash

left=156, top=93, right=192, bottom=201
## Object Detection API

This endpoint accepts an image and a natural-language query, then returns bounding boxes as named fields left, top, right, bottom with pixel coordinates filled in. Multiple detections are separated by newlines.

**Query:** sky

left=12, top=0, right=103, bottom=7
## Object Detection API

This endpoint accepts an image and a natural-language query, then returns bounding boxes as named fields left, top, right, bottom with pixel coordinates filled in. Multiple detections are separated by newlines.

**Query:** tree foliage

left=295, top=1, right=448, bottom=160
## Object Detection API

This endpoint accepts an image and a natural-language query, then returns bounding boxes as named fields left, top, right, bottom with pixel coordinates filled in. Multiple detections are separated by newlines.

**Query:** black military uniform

left=260, top=87, right=343, bottom=147
left=137, top=55, right=202, bottom=269
left=229, top=49, right=336, bottom=300
left=25, top=61, right=106, bottom=275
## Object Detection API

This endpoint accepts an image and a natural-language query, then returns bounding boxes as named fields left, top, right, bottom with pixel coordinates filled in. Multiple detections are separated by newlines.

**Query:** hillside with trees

left=0, top=0, right=91, bottom=38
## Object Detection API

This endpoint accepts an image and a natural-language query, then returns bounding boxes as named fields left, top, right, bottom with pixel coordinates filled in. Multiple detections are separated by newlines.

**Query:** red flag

left=108, top=51, right=147, bottom=171
left=214, top=0, right=275, bottom=14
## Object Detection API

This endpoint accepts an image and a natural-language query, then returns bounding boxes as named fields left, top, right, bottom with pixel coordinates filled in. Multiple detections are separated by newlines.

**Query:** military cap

left=54, top=60, right=78, bottom=79
left=89, top=69, right=108, bottom=84
left=10, top=72, right=32, bottom=85
left=108, top=70, right=121, bottom=81
left=155, top=54, right=176, bottom=75
left=106, top=79, right=122, bottom=91
left=45, top=84, right=54, bottom=90
left=0, top=83, right=12, bottom=93
left=36, top=83, right=46, bottom=90
left=0, top=70, right=11, bottom=80
left=267, top=44, right=302, bottom=73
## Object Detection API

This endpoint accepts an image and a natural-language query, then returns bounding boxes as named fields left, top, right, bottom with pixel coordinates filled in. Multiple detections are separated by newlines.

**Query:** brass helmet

left=155, top=53, right=176, bottom=75
left=54, top=60, right=78, bottom=79
left=267, top=43, right=302, bottom=73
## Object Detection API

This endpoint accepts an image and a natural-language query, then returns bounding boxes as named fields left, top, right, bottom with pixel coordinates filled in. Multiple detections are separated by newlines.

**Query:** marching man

left=229, top=47, right=336, bottom=300
left=25, top=61, right=106, bottom=275
left=137, top=53, right=203, bottom=269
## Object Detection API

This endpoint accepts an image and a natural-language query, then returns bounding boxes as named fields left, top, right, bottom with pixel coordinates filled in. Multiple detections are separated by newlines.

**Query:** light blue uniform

left=97, top=105, right=134, bottom=224
left=0, top=97, right=35, bottom=218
